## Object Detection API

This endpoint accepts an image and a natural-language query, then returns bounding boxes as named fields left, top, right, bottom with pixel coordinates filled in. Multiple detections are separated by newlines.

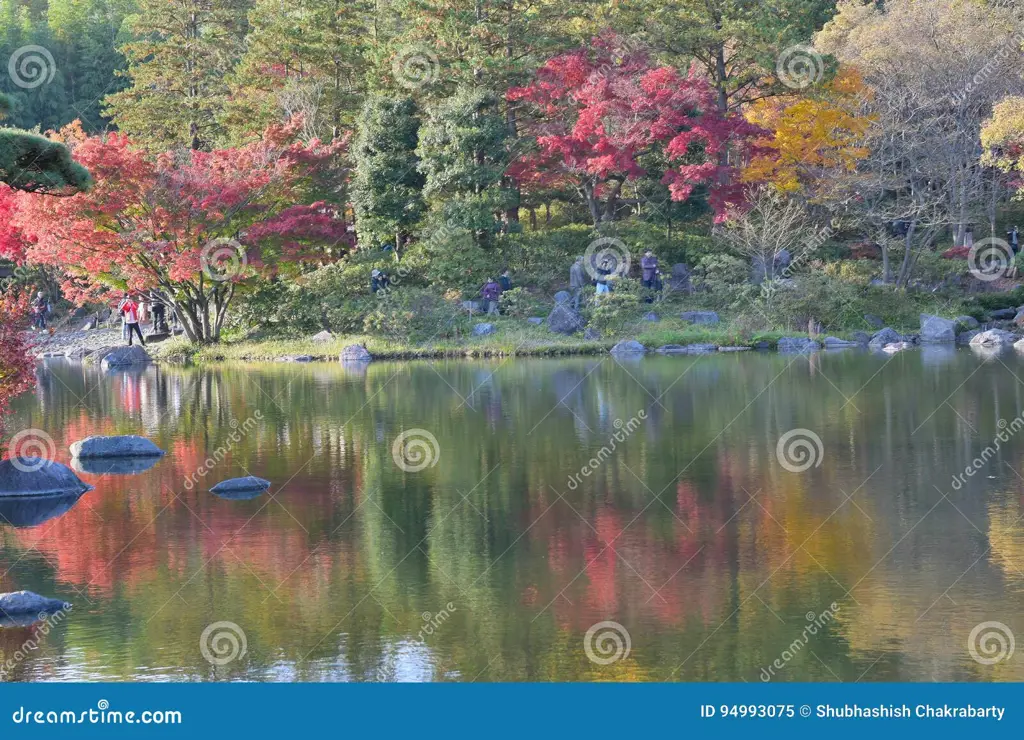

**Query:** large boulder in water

left=970, top=329, right=1016, bottom=347
left=0, top=591, right=70, bottom=622
left=210, top=477, right=271, bottom=499
left=99, top=345, right=151, bottom=370
left=919, top=314, right=956, bottom=343
left=609, top=340, right=646, bottom=355
left=0, top=492, right=83, bottom=528
left=547, top=303, right=585, bottom=335
left=868, top=327, right=901, bottom=350
left=0, top=458, right=93, bottom=498
left=340, top=344, right=372, bottom=362
left=69, top=435, right=165, bottom=459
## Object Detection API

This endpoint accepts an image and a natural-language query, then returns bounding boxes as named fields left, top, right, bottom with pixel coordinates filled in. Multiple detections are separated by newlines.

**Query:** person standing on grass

left=499, top=269, right=512, bottom=292
left=569, top=256, right=586, bottom=310
left=32, top=291, right=48, bottom=330
left=481, top=277, right=502, bottom=315
left=641, top=250, right=659, bottom=303
left=118, top=293, right=146, bottom=347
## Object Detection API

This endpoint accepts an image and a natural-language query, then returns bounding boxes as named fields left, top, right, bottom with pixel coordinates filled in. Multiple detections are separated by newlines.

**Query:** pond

left=2, top=347, right=1023, bottom=682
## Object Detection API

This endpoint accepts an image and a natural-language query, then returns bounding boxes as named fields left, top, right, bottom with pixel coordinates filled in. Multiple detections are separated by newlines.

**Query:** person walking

left=1011, top=226, right=1020, bottom=254
left=118, top=293, right=146, bottom=347
left=641, top=250, right=659, bottom=303
left=150, top=294, right=168, bottom=334
left=481, top=277, right=502, bottom=315
left=569, top=256, right=586, bottom=310
left=499, top=269, right=512, bottom=292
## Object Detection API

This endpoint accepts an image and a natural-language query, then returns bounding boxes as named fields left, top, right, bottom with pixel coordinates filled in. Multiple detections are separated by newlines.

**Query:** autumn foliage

left=508, top=34, right=762, bottom=224
left=0, top=290, right=33, bottom=439
left=5, top=119, right=351, bottom=342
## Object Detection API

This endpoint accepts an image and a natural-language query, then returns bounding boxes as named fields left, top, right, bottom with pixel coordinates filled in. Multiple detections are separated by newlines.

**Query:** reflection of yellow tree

left=988, top=499, right=1024, bottom=587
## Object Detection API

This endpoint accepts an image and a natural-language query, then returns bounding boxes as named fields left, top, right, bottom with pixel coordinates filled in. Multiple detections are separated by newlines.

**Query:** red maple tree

left=7, top=120, right=351, bottom=343
left=0, top=290, right=33, bottom=444
left=508, top=34, right=762, bottom=224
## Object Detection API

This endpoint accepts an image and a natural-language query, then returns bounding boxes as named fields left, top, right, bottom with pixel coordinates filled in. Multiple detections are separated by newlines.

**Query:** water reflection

left=1, top=351, right=1023, bottom=682
left=0, top=492, right=85, bottom=528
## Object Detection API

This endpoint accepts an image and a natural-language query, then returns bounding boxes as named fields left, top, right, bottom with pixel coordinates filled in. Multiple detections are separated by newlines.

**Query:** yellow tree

left=743, top=68, right=871, bottom=200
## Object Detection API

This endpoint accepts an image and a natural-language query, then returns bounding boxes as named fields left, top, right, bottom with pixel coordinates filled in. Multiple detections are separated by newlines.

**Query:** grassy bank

left=147, top=315, right=848, bottom=365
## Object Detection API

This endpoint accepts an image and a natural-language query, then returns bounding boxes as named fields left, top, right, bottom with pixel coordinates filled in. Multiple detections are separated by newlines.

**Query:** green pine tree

left=352, top=94, right=425, bottom=255
left=104, top=0, right=251, bottom=151
left=0, top=92, right=91, bottom=193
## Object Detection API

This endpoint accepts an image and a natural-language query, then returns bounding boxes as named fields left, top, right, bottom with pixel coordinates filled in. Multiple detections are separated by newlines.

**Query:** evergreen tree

left=417, top=86, right=512, bottom=247
left=352, top=94, right=425, bottom=255
left=104, top=0, right=251, bottom=151
left=225, top=0, right=374, bottom=143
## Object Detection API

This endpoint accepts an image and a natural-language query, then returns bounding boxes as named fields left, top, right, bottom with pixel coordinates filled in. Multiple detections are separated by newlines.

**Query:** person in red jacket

left=118, top=293, right=146, bottom=347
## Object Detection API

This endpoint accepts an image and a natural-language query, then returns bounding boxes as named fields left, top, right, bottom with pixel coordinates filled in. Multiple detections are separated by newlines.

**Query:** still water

left=2, top=347, right=1024, bottom=682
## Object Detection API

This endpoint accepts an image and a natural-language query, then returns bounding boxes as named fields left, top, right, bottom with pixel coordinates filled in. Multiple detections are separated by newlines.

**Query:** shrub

left=498, top=286, right=545, bottom=318
left=362, top=288, right=469, bottom=341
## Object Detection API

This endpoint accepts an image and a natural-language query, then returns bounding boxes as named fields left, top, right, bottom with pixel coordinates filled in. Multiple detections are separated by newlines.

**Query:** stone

left=609, top=340, right=646, bottom=355
left=868, top=327, right=901, bottom=350
left=680, top=310, right=720, bottom=325
left=473, top=323, right=496, bottom=337
left=0, top=458, right=93, bottom=498
left=851, top=331, right=871, bottom=345
left=70, top=435, right=165, bottom=459
left=882, top=342, right=913, bottom=353
left=310, top=330, right=333, bottom=343
left=340, top=344, right=373, bottom=362
left=777, top=337, right=821, bottom=353
left=553, top=291, right=572, bottom=305
left=547, top=304, right=585, bottom=335
left=100, top=345, right=151, bottom=370
left=823, top=336, right=859, bottom=349
left=990, top=307, right=1017, bottom=320
left=668, top=264, right=691, bottom=293
left=65, top=346, right=95, bottom=360
left=656, top=343, right=717, bottom=355
left=527, top=317, right=544, bottom=326
left=1014, top=310, right=1024, bottom=328
left=864, top=314, right=885, bottom=329
left=970, top=329, right=1017, bottom=347
left=0, top=591, right=70, bottom=620
left=583, top=328, right=601, bottom=341
left=1014, top=338, right=1024, bottom=353
left=210, top=476, right=272, bottom=496
left=80, top=320, right=95, bottom=331
left=642, top=312, right=659, bottom=322
left=0, top=492, right=83, bottom=528
left=277, top=355, right=313, bottom=363
left=957, top=329, right=981, bottom=346
left=954, top=316, right=980, bottom=332
left=718, top=346, right=751, bottom=352
left=919, top=314, right=956, bottom=343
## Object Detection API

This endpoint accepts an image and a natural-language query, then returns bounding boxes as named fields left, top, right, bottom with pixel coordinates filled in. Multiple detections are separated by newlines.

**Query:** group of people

left=567, top=250, right=662, bottom=309
left=116, top=292, right=172, bottom=346
left=480, top=270, right=512, bottom=314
